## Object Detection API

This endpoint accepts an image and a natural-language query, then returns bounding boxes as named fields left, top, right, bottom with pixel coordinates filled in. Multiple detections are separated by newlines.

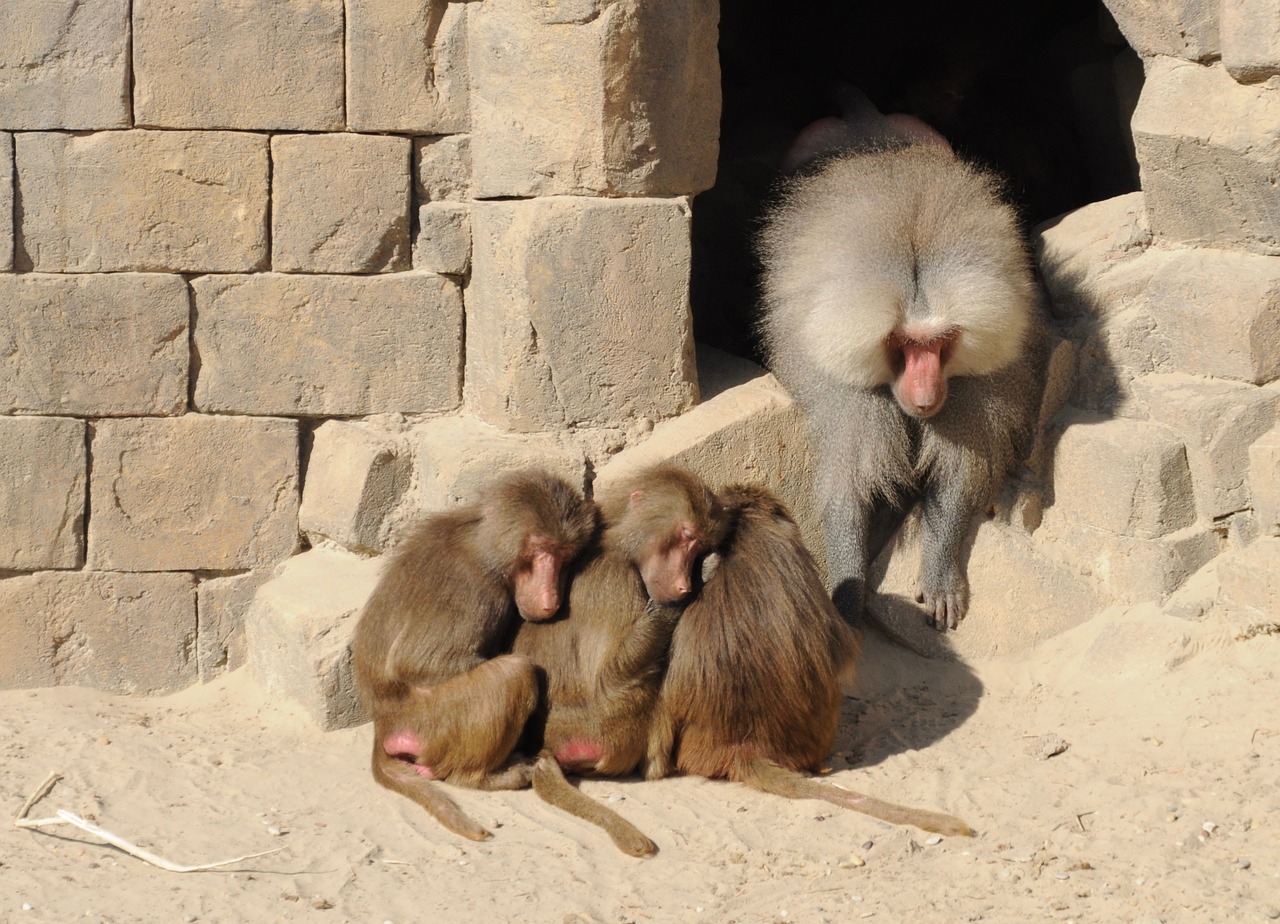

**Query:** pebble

left=1265, top=907, right=1280, bottom=921
left=1025, top=733, right=1070, bottom=760
left=925, top=835, right=942, bottom=846
left=1202, top=821, right=1217, bottom=835
left=861, top=841, right=874, bottom=851
left=1055, top=872, right=1071, bottom=881
left=1236, top=859, right=1253, bottom=870
left=608, top=794, right=624, bottom=803
left=22, top=904, right=32, bottom=912
left=267, top=826, right=283, bottom=836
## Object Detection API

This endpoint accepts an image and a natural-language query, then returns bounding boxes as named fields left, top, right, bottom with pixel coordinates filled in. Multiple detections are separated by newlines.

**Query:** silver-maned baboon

left=759, top=142, right=1046, bottom=630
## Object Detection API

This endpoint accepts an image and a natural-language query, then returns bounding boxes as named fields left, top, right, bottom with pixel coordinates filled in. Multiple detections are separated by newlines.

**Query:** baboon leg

left=531, top=752, right=657, bottom=858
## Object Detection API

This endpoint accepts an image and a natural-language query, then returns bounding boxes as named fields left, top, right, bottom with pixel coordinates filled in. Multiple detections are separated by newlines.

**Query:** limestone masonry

left=1, top=0, right=1277, bottom=716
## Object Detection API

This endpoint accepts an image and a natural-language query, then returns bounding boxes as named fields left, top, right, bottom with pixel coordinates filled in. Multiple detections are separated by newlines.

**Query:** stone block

left=1251, top=422, right=1280, bottom=535
left=1048, top=412, right=1197, bottom=539
left=405, top=415, right=588, bottom=530
left=1037, top=518, right=1219, bottom=603
left=467, top=197, right=696, bottom=431
left=0, top=0, right=130, bottom=129
left=1, top=134, right=11, bottom=270
left=0, top=571, right=196, bottom=694
left=595, top=347, right=823, bottom=569
left=88, top=416, right=299, bottom=572
left=348, top=0, right=469, bottom=133
left=1133, top=374, right=1280, bottom=519
left=0, top=417, right=85, bottom=570
left=0, top=273, right=189, bottom=416
left=1132, top=58, right=1280, bottom=255
left=271, top=134, right=411, bottom=274
left=133, top=0, right=343, bottom=130
left=1217, top=537, right=1280, bottom=621
left=1035, top=193, right=1162, bottom=414
left=300, top=421, right=413, bottom=554
left=416, top=134, right=473, bottom=202
left=197, top=571, right=273, bottom=683
left=414, top=203, right=471, bottom=275
left=1146, top=248, right=1280, bottom=385
left=1221, top=0, right=1280, bottom=83
left=1105, top=0, right=1218, bottom=60
left=469, top=0, right=719, bottom=196
left=16, top=131, right=269, bottom=273
left=868, top=515, right=1105, bottom=662
left=192, top=272, right=463, bottom=416
left=244, top=549, right=382, bottom=730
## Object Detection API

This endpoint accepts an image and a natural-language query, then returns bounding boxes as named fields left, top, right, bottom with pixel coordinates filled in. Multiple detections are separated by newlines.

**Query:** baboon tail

left=532, top=751, right=657, bottom=857
left=371, top=743, right=491, bottom=842
left=741, top=758, right=973, bottom=837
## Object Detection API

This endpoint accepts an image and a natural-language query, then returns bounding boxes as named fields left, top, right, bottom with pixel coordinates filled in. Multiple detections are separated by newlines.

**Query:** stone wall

left=3, top=0, right=1278, bottom=710
left=0, top=0, right=725, bottom=694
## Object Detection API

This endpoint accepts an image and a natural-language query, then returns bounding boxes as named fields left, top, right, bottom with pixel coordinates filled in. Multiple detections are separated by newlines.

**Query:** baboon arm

left=598, top=606, right=679, bottom=694
left=746, top=759, right=973, bottom=837
left=643, top=706, right=675, bottom=781
left=371, top=743, right=491, bottom=841
left=531, top=752, right=657, bottom=858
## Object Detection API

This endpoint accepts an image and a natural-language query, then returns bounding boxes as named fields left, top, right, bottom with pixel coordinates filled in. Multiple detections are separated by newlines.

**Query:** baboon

left=759, top=141, right=1047, bottom=630
left=513, top=465, right=727, bottom=857
left=647, top=483, right=972, bottom=836
left=351, top=469, right=597, bottom=841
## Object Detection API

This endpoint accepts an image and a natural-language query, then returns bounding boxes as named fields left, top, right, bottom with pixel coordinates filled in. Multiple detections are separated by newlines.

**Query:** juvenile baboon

left=513, top=465, right=727, bottom=857
left=759, top=141, right=1046, bottom=630
left=351, top=469, right=597, bottom=841
left=647, top=483, right=972, bottom=837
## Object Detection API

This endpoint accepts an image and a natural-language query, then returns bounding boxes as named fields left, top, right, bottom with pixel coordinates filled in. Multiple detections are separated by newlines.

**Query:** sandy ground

left=3, top=603, right=1278, bottom=924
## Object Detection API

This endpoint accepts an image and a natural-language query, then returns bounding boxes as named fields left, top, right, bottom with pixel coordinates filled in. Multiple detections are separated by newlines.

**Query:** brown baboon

left=647, top=483, right=972, bottom=837
left=351, top=469, right=597, bottom=841
left=759, top=140, right=1047, bottom=630
left=513, top=465, right=727, bottom=857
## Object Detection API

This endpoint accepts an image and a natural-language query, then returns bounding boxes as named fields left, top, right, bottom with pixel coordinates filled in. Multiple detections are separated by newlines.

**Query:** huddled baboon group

left=353, top=98, right=1047, bottom=854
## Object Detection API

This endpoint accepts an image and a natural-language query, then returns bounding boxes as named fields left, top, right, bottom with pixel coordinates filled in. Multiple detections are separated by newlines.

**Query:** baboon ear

left=628, top=489, right=647, bottom=511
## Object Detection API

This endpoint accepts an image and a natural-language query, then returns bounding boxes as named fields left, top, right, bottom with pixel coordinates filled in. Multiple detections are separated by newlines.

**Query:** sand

left=3, top=603, right=1278, bottom=924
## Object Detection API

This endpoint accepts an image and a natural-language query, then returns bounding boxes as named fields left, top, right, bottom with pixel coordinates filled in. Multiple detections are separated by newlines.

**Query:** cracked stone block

left=1251, top=422, right=1280, bottom=536
left=1222, top=0, right=1280, bottom=83
left=467, top=197, right=697, bottom=432
left=300, top=421, right=412, bottom=554
left=1134, top=374, right=1280, bottom=519
left=1133, top=58, right=1280, bottom=255
left=1048, top=411, right=1197, bottom=540
left=244, top=549, right=382, bottom=730
left=193, top=272, right=463, bottom=416
left=0, top=273, right=189, bottom=416
left=347, top=0, right=469, bottom=133
left=134, top=0, right=343, bottom=130
left=414, top=203, right=471, bottom=275
left=0, top=0, right=130, bottom=129
left=0, top=416, right=86, bottom=570
left=469, top=0, right=719, bottom=196
left=197, top=570, right=274, bottom=683
left=88, top=415, right=299, bottom=572
left=1147, top=248, right=1280, bottom=385
left=16, top=130, right=269, bottom=273
left=272, top=133, right=412, bottom=274
left=1105, top=0, right=1219, bottom=60
left=415, top=134, right=473, bottom=202
left=0, top=571, right=196, bottom=694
